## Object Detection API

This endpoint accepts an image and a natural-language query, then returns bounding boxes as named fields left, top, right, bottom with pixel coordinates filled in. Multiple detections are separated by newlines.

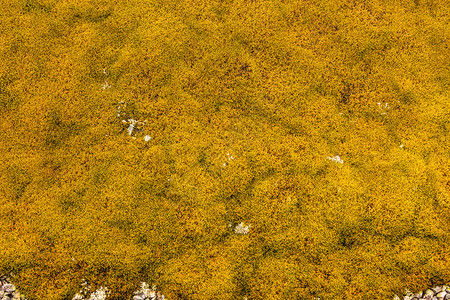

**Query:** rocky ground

left=0, top=275, right=164, bottom=300
left=0, top=275, right=26, bottom=300
left=1, top=273, right=449, bottom=300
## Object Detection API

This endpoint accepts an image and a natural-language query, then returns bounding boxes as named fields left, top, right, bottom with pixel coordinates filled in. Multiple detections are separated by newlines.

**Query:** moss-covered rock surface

left=0, top=0, right=449, bottom=299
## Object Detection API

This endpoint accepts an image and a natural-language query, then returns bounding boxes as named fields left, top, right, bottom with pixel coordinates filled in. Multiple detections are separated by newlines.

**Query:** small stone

left=3, top=284, right=15, bottom=293
left=433, top=287, right=443, bottom=294
left=12, top=293, right=21, bottom=300
left=234, top=222, right=251, bottom=234
left=144, top=135, right=151, bottom=142
left=146, top=290, right=156, bottom=298
left=127, top=124, right=134, bottom=135
left=437, top=291, right=446, bottom=299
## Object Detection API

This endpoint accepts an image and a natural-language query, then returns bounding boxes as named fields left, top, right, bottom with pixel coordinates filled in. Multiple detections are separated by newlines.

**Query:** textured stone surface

left=2, top=272, right=448, bottom=300
left=395, top=286, right=450, bottom=300
left=0, top=275, right=25, bottom=300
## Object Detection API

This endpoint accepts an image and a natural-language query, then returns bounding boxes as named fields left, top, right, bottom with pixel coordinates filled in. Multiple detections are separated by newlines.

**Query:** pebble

left=234, top=222, right=251, bottom=235
left=127, top=124, right=135, bottom=135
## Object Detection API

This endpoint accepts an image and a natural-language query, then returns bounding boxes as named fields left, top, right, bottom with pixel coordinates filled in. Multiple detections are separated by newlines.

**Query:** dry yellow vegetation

left=0, top=0, right=449, bottom=299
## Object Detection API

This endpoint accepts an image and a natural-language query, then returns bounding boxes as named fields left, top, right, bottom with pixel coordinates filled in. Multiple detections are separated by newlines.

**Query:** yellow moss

left=1, top=0, right=449, bottom=299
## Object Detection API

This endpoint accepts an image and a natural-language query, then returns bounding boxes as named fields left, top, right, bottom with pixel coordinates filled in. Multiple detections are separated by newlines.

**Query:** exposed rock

left=0, top=276, right=25, bottom=300
left=395, top=285, right=450, bottom=300
left=327, top=155, right=344, bottom=164
left=437, top=291, right=446, bottom=299
left=3, top=284, right=15, bottom=293
left=234, top=222, right=251, bottom=235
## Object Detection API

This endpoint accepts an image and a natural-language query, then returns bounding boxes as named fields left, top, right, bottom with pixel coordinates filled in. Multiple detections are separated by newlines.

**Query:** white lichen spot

left=234, top=222, right=251, bottom=235
left=72, top=281, right=109, bottom=300
left=377, top=102, right=390, bottom=115
left=88, top=286, right=110, bottom=300
left=127, top=124, right=134, bottom=135
left=327, top=155, right=343, bottom=164
left=133, top=282, right=164, bottom=300
left=226, top=152, right=236, bottom=161
left=101, top=81, right=111, bottom=90
left=144, top=135, right=151, bottom=142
